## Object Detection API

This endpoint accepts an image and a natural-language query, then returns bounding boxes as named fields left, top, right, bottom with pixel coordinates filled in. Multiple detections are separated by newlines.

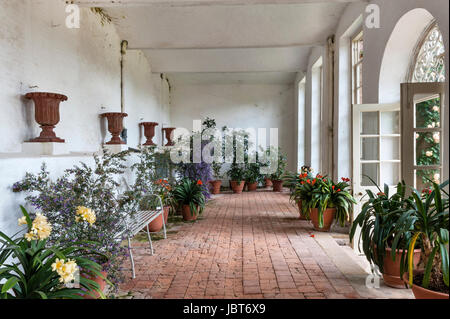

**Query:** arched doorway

left=401, top=19, right=446, bottom=190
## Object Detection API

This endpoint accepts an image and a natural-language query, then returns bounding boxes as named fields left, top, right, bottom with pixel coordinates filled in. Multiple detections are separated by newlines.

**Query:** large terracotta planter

left=381, top=247, right=421, bottom=288
left=210, top=180, right=222, bottom=195
left=403, top=271, right=449, bottom=299
left=310, top=207, right=335, bottom=232
left=101, top=112, right=128, bottom=145
left=25, top=92, right=68, bottom=143
left=247, top=182, right=258, bottom=192
left=140, top=122, right=158, bottom=146
left=272, top=180, right=283, bottom=192
left=230, top=181, right=245, bottom=194
left=265, top=178, right=273, bottom=187
left=162, top=127, right=176, bottom=146
left=80, top=267, right=108, bottom=299
left=147, top=206, right=170, bottom=232
left=182, top=204, right=198, bottom=221
left=297, top=201, right=308, bottom=220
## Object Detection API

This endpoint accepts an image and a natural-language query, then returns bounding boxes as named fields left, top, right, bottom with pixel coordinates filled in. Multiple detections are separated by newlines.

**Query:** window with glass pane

left=359, top=109, right=401, bottom=186
left=352, top=31, right=363, bottom=104
left=413, top=95, right=442, bottom=188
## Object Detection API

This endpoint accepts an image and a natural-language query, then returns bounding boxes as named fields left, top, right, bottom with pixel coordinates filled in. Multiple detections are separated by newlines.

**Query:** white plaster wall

left=169, top=83, right=297, bottom=172
left=0, top=0, right=169, bottom=236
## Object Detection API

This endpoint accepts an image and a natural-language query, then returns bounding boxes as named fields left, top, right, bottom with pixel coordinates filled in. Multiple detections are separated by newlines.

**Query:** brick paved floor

left=117, top=189, right=410, bottom=299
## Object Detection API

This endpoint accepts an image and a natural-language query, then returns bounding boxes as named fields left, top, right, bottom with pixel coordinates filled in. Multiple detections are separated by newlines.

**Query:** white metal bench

left=121, top=179, right=167, bottom=279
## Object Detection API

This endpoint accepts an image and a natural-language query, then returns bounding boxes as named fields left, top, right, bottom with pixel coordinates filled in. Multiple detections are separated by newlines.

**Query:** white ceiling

left=77, top=0, right=356, bottom=83
left=167, top=72, right=298, bottom=85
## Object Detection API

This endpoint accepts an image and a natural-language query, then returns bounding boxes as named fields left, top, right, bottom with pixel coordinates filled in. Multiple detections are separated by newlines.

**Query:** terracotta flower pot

left=230, top=181, right=245, bottom=194
left=247, top=182, right=258, bottom=192
left=402, top=271, right=449, bottom=299
left=309, top=207, right=336, bottom=232
left=25, top=92, right=68, bottom=143
left=272, top=180, right=283, bottom=192
left=182, top=204, right=198, bottom=221
left=140, top=122, right=158, bottom=146
left=297, top=201, right=308, bottom=220
left=210, top=180, right=222, bottom=195
left=265, top=178, right=273, bottom=187
left=101, top=112, right=128, bottom=145
left=381, top=247, right=421, bottom=288
left=80, top=267, right=108, bottom=299
left=147, top=206, right=170, bottom=232
left=162, top=127, right=176, bottom=146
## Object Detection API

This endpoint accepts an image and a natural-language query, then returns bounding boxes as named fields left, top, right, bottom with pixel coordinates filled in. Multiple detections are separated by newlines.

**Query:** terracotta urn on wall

left=140, top=122, right=158, bottom=146
left=162, top=127, right=176, bottom=146
left=25, top=92, right=68, bottom=143
left=101, top=112, right=128, bottom=145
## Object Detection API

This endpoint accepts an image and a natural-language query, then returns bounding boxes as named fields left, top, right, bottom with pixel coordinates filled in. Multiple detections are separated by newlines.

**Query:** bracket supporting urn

left=101, top=112, right=128, bottom=145
left=25, top=92, right=68, bottom=143
left=162, top=127, right=176, bottom=146
left=140, top=122, right=159, bottom=146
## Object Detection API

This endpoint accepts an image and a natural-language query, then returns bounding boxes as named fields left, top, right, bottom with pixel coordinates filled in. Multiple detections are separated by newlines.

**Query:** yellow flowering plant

left=0, top=206, right=109, bottom=299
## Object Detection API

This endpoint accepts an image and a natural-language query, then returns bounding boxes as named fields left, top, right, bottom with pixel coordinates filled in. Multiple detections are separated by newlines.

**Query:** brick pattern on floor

left=118, top=190, right=362, bottom=299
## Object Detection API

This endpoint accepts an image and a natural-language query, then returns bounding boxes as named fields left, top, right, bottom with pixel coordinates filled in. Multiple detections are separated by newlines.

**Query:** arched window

left=410, top=22, right=445, bottom=83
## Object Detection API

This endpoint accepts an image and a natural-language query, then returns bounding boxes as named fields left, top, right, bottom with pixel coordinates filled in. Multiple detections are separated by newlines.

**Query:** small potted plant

left=270, top=148, right=287, bottom=192
left=227, top=163, right=246, bottom=194
left=350, top=181, right=421, bottom=288
left=210, top=162, right=223, bottom=195
left=302, top=176, right=356, bottom=232
left=395, top=180, right=449, bottom=299
left=142, top=179, right=173, bottom=232
left=245, top=162, right=261, bottom=192
left=173, top=179, right=206, bottom=221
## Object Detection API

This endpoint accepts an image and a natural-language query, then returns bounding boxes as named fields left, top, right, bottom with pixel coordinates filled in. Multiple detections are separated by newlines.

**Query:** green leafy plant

left=349, top=181, right=411, bottom=273
left=288, top=171, right=315, bottom=203
left=268, top=147, right=287, bottom=181
left=392, top=180, right=449, bottom=292
left=212, top=162, right=223, bottom=180
left=0, top=207, right=107, bottom=299
left=172, top=179, right=206, bottom=217
left=227, top=163, right=246, bottom=182
left=300, top=176, right=356, bottom=228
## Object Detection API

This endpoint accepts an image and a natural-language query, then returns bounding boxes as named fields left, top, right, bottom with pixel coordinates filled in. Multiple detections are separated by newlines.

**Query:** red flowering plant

left=301, top=176, right=357, bottom=228
left=172, top=179, right=207, bottom=217
left=288, top=171, right=319, bottom=204
left=152, top=179, right=173, bottom=207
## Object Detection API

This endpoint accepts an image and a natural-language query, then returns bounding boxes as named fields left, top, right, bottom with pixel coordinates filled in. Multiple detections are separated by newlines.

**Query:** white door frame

left=351, top=103, right=401, bottom=250
left=352, top=103, right=401, bottom=201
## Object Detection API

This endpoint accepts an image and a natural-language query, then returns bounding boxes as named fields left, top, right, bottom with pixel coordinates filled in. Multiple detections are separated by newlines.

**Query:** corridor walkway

left=118, top=190, right=413, bottom=299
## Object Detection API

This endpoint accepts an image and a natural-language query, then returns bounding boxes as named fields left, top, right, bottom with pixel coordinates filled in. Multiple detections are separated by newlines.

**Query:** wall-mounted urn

left=25, top=92, right=68, bottom=143
left=162, top=127, right=176, bottom=146
left=140, top=122, right=158, bottom=146
left=101, top=112, right=128, bottom=145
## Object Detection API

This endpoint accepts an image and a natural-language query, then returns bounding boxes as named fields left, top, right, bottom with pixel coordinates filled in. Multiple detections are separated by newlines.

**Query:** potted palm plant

left=173, top=179, right=206, bottom=221
left=228, top=163, right=246, bottom=194
left=394, top=180, right=449, bottom=299
left=350, top=181, right=421, bottom=288
left=303, top=176, right=356, bottom=231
